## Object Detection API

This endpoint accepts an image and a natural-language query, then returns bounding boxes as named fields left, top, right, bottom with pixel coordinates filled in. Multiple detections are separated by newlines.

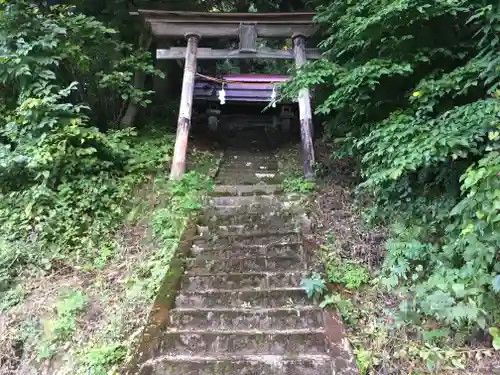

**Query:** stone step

left=181, top=271, right=306, bottom=291
left=169, top=307, right=324, bottom=330
left=186, top=256, right=305, bottom=274
left=218, top=171, right=280, bottom=180
left=192, top=233, right=301, bottom=248
left=191, top=243, right=303, bottom=259
left=214, top=176, right=282, bottom=186
left=206, top=202, right=303, bottom=216
left=199, top=212, right=297, bottom=228
left=219, top=164, right=279, bottom=171
left=211, top=185, right=282, bottom=197
left=209, top=195, right=300, bottom=207
left=220, top=157, right=278, bottom=165
left=198, top=223, right=297, bottom=237
left=159, top=329, right=328, bottom=356
left=223, top=153, right=277, bottom=160
left=175, top=288, right=310, bottom=309
left=140, top=354, right=334, bottom=375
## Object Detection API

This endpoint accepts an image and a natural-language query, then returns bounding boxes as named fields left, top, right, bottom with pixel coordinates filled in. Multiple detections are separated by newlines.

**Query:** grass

left=0, top=131, right=219, bottom=375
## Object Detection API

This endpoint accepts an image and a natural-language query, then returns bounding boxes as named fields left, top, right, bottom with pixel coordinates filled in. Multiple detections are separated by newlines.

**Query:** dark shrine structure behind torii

left=134, top=10, right=320, bottom=180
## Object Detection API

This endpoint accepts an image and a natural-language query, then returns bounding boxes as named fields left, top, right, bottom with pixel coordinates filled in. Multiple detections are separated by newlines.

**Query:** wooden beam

left=137, top=10, right=317, bottom=23
left=157, top=47, right=322, bottom=60
left=149, top=21, right=317, bottom=38
left=239, top=23, right=257, bottom=53
left=170, top=35, right=199, bottom=180
left=293, top=35, right=315, bottom=179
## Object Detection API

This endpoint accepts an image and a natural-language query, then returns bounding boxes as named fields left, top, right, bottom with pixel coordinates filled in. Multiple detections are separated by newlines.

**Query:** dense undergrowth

left=0, top=0, right=162, bottom=308
left=284, top=0, right=500, bottom=371
left=285, top=0, right=500, bottom=333
left=0, top=2, right=215, bottom=373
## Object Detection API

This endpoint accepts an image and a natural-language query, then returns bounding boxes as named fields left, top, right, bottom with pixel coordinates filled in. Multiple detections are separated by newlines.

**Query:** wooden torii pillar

left=293, top=34, right=315, bottom=179
left=135, top=10, right=320, bottom=180
left=170, top=34, right=200, bottom=179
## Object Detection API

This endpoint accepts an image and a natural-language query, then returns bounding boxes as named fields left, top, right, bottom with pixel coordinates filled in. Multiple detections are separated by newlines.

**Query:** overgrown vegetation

left=0, top=1, right=216, bottom=373
left=290, top=0, right=500, bottom=372
left=288, top=0, right=500, bottom=332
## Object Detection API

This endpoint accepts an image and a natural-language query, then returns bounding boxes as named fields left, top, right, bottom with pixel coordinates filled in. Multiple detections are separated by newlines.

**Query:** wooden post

left=170, top=34, right=199, bottom=180
left=293, top=34, right=315, bottom=179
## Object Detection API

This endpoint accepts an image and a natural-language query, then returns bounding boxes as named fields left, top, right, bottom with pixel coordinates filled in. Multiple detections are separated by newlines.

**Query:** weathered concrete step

left=169, top=307, right=324, bottom=330
left=193, top=233, right=301, bottom=248
left=191, top=243, right=303, bottom=259
left=210, top=185, right=282, bottom=197
left=198, top=223, right=297, bottom=237
left=140, top=354, right=334, bottom=375
left=199, top=212, right=299, bottom=227
left=181, top=271, right=306, bottom=291
left=218, top=171, right=280, bottom=180
left=221, top=156, right=278, bottom=164
left=175, top=288, right=310, bottom=309
left=214, top=177, right=283, bottom=186
left=209, top=195, right=300, bottom=207
left=206, top=202, right=304, bottom=216
left=159, top=329, right=328, bottom=355
left=186, top=256, right=305, bottom=274
left=219, top=164, right=279, bottom=172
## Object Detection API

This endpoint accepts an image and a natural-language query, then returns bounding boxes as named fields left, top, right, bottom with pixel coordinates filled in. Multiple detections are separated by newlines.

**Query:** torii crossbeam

left=135, top=10, right=319, bottom=180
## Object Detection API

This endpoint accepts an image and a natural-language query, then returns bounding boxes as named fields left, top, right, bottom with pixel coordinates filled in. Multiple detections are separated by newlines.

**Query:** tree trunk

left=120, top=31, right=152, bottom=128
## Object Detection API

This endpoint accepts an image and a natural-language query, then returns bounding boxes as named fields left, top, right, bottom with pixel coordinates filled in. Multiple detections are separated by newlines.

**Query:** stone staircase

left=137, top=131, right=355, bottom=375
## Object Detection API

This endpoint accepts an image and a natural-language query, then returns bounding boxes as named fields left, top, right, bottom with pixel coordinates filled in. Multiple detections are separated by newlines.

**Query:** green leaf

left=492, top=275, right=500, bottom=293
left=300, top=275, right=326, bottom=299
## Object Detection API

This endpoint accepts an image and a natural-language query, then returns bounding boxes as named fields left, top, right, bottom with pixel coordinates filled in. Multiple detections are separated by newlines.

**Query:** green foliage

left=320, top=293, right=359, bottom=326
left=281, top=175, right=316, bottom=194
left=0, top=1, right=179, bottom=310
left=37, top=290, right=87, bottom=360
left=284, top=0, right=500, bottom=330
left=353, top=347, right=373, bottom=375
left=489, top=327, right=500, bottom=350
left=0, top=1, right=164, bottom=267
left=144, top=171, right=212, bottom=300
left=326, top=259, right=369, bottom=290
left=300, top=272, right=326, bottom=299
left=80, top=342, right=126, bottom=374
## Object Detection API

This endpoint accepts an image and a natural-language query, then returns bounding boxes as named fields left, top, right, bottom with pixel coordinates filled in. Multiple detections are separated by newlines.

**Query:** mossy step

left=139, top=354, right=334, bottom=375
left=190, top=243, right=303, bottom=259
left=192, top=232, right=301, bottom=248
left=185, top=256, right=305, bottom=274
left=220, top=155, right=278, bottom=163
left=206, top=202, right=303, bottom=216
left=159, top=329, right=328, bottom=356
left=214, top=174, right=284, bottom=185
left=169, top=307, right=324, bottom=331
left=198, top=223, right=298, bottom=237
left=181, top=271, right=307, bottom=291
left=199, top=211, right=296, bottom=227
left=175, top=287, right=310, bottom=309
left=218, top=163, right=279, bottom=171
left=210, top=185, right=282, bottom=197
left=209, top=195, right=300, bottom=207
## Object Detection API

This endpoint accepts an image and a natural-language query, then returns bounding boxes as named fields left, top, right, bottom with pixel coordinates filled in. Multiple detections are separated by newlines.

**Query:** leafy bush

left=282, top=175, right=316, bottom=194
left=0, top=1, right=166, bottom=265
left=284, top=0, right=500, bottom=328
left=326, top=259, right=369, bottom=290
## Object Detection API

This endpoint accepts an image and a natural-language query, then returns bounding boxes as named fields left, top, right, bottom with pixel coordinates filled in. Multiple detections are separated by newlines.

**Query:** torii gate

left=134, top=10, right=320, bottom=180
